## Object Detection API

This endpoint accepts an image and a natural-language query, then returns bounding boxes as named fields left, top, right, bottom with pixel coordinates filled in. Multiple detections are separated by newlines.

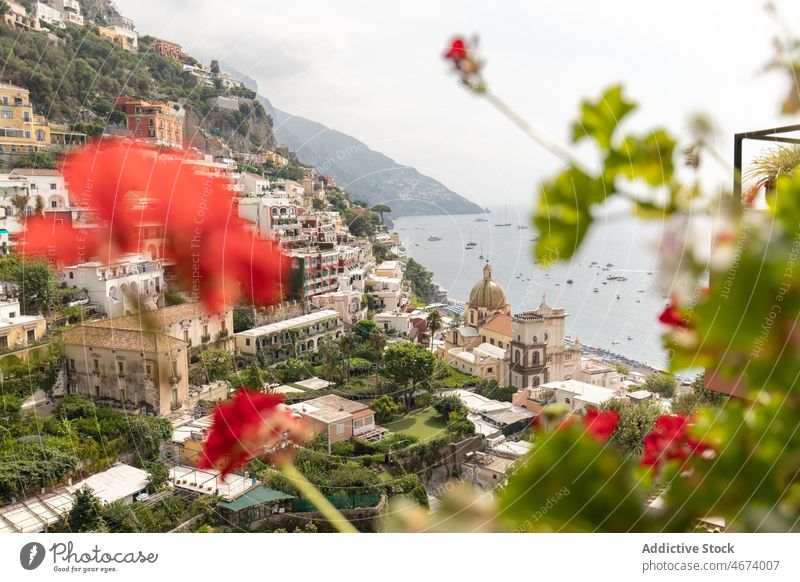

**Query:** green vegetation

left=382, top=342, right=436, bottom=410
left=370, top=395, right=403, bottom=424
left=197, top=349, right=233, bottom=382
left=643, top=374, right=677, bottom=398
left=66, top=486, right=105, bottom=532
left=603, top=400, right=661, bottom=455
left=386, top=407, right=447, bottom=440
left=671, top=373, right=727, bottom=415
left=0, top=256, right=65, bottom=315
left=404, top=258, right=434, bottom=303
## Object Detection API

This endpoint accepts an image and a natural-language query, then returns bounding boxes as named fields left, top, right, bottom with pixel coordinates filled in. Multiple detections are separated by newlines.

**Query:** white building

left=51, top=0, right=83, bottom=26
left=365, top=273, right=404, bottom=311
left=374, top=310, right=412, bottom=336
left=62, top=253, right=165, bottom=318
left=238, top=196, right=308, bottom=246
left=35, top=2, right=63, bottom=27
left=239, top=172, right=272, bottom=196
left=513, top=379, right=623, bottom=414
left=234, top=309, right=342, bottom=365
left=578, top=357, right=624, bottom=389
left=0, top=299, right=46, bottom=349
left=311, top=290, right=366, bottom=326
left=444, top=342, right=507, bottom=385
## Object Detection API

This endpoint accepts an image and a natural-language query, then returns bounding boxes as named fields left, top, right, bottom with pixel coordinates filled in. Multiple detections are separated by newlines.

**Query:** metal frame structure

left=734, top=124, right=800, bottom=200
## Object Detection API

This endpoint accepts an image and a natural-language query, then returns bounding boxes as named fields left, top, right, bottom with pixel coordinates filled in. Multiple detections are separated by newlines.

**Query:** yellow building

left=0, top=300, right=46, bottom=350
left=0, top=83, right=52, bottom=154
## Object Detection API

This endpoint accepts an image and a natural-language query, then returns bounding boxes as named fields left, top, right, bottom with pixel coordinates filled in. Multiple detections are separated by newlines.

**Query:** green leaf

left=533, top=167, right=606, bottom=263
left=498, top=425, right=657, bottom=532
left=605, top=129, right=677, bottom=186
left=571, top=85, right=637, bottom=150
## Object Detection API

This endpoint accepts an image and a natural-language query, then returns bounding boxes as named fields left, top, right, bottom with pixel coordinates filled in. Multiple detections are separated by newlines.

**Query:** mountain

left=222, top=66, right=483, bottom=217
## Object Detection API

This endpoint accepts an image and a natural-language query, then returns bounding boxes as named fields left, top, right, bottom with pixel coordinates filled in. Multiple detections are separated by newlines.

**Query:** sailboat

left=479, top=242, right=484, bottom=260
left=494, top=205, right=511, bottom=227
left=465, top=230, right=477, bottom=249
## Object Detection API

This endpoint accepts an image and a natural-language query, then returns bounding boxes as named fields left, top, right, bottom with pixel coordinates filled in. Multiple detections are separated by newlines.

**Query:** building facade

left=114, top=97, right=184, bottom=147
left=0, top=299, right=46, bottom=350
left=0, top=83, right=52, bottom=154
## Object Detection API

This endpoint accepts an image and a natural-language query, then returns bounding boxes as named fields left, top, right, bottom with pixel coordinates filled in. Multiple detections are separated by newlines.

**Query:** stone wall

left=255, top=495, right=386, bottom=533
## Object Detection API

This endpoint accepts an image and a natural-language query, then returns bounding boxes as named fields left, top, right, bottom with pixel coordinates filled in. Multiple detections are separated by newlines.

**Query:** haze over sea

left=394, top=205, right=672, bottom=370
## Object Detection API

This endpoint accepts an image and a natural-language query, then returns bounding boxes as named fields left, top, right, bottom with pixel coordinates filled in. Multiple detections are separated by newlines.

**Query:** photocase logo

left=19, top=542, right=46, bottom=570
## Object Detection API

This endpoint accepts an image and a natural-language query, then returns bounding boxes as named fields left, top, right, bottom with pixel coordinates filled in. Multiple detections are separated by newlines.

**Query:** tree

left=614, top=363, right=630, bottom=376
left=433, top=394, right=465, bottom=418
left=672, top=373, right=726, bottom=415
left=604, top=400, right=661, bottom=455
left=404, top=258, right=434, bottom=304
left=426, top=310, right=443, bottom=349
left=475, top=379, right=515, bottom=402
left=370, top=204, right=391, bottom=224
left=67, top=486, right=105, bottom=532
left=643, top=374, right=677, bottom=398
left=317, top=334, right=343, bottom=383
left=371, top=395, right=403, bottom=424
left=277, top=358, right=309, bottom=384
left=228, top=363, right=268, bottom=390
left=0, top=257, right=63, bottom=315
left=339, top=333, right=360, bottom=380
left=447, top=415, right=475, bottom=439
left=145, top=460, right=170, bottom=494
left=197, top=349, right=232, bottom=382
left=382, top=342, right=436, bottom=410
left=210, top=59, right=220, bottom=75
left=353, top=319, right=379, bottom=343
left=0, top=1, right=10, bottom=17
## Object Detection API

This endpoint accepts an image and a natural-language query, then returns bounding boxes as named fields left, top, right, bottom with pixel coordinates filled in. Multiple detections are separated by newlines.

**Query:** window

left=245, top=338, right=251, bottom=347
left=1, top=108, right=12, bottom=118
left=202, top=324, right=208, bottom=339
left=565, top=398, right=571, bottom=404
left=487, top=367, right=493, bottom=373
left=8, top=312, right=14, bottom=318
left=335, top=423, right=345, bottom=436
left=171, top=359, right=178, bottom=377
left=69, top=272, right=74, bottom=279
left=0, top=336, right=7, bottom=348
left=94, top=385, right=101, bottom=398
left=183, top=329, right=189, bottom=342
left=27, top=329, right=35, bottom=342
left=69, top=359, right=75, bottom=370
left=117, top=361, right=125, bottom=376
left=119, top=388, right=127, bottom=402
left=93, top=359, right=100, bottom=373
left=50, top=183, right=57, bottom=190
left=35, top=129, right=45, bottom=142
left=23, top=112, right=31, bottom=122
left=490, top=338, right=495, bottom=345
left=51, top=201, right=57, bottom=208
left=145, top=363, right=153, bottom=377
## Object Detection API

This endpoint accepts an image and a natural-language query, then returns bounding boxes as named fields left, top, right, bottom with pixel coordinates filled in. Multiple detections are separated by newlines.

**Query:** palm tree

left=743, top=145, right=800, bottom=203
left=370, top=204, right=391, bottom=225
left=426, top=310, right=443, bottom=350
left=339, top=333, right=359, bottom=381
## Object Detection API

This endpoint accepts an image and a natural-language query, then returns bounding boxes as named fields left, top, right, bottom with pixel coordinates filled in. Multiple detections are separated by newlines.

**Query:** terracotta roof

left=63, top=324, right=185, bottom=353
left=481, top=313, right=512, bottom=337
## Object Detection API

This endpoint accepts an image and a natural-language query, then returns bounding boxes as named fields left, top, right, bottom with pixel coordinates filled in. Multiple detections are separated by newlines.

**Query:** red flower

left=24, top=139, right=290, bottom=312
left=198, top=390, right=309, bottom=477
left=15, top=216, right=99, bottom=265
left=642, top=415, right=710, bottom=469
left=445, top=38, right=468, bottom=61
left=583, top=409, right=619, bottom=442
left=658, top=303, right=689, bottom=329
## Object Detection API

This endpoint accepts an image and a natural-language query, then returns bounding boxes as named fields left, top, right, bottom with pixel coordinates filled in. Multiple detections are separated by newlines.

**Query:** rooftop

left=481, top=312, right=512, bottom=337
left=62, top=323, right=186, bottom=352
left=235, top=310, right=339, bottom=338
left=67, top=463, right=149, bottom=504
left=289, top=394, right=371, bottom=424
left=542, top=379, right=620, bottom=406
left=217, top=486, right=294, bottom=512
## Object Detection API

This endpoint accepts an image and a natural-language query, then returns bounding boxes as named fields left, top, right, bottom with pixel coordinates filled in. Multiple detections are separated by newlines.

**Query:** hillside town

left=0, top=1, right=718, bottom=535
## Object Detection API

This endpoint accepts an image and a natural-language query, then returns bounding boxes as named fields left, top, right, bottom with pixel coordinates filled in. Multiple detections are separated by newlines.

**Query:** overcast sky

left=115, top=0, right=799, bottom=209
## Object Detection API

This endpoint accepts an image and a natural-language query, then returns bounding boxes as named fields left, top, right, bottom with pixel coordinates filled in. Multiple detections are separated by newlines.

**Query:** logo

left=20, top=542, right=46, bottom=570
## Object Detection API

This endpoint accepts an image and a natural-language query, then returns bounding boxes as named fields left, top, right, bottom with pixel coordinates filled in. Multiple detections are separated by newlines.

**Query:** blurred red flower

left=642, top=415, right=710, bottom=469
left=658, top=303, right=688, bottom=329
left=583, top=409, right=620, bottom=442
left=445, top=38, right=468, bottom=61
left=22, top=139, right=289, bottom=312
left=198, top=390, right=309, bottom=477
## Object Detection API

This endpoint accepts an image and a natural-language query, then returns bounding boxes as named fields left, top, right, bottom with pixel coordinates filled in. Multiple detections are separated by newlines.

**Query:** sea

left=394, top=205, right=672, bottom=370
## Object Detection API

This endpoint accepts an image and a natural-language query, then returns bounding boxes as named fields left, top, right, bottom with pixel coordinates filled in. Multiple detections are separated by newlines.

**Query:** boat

left=647, top=271, right=654, bottom=275
left=517, top=225, right=529, bottom=230
left=427, top=236, right=442, bottom=242
left=627, top=336, right=633, bottom=340
left=494, top=205, right=512, bottom=227
left=566, top=279, right=573, bottom=284
left=635, top=299, right=640, bottom=303
left=606, top=263, right=614, bottom=267
left=474, top=217, right=488, bottom=222
left=555, top=283, right=560, bottom=286
left=612, top=340, right=621, bottom=345
left=616, top=294, right=621, bottom=299
left=593, top=288, right=599, bottom=293
left=602, top=281, right=607, bottom=285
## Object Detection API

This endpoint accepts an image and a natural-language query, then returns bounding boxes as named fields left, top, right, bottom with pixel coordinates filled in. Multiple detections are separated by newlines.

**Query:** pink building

left=289, top=395, right=386, bottom=445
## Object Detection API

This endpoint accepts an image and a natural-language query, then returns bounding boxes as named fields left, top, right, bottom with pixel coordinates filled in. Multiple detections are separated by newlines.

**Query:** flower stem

left=482, top=90, right=583, bottom=170
left=280, top=463, right=358, bottom=533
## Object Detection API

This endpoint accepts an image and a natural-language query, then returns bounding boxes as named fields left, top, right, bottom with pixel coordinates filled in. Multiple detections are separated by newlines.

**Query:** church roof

left=481, top=313, right=512, bottom=337
left=455, top=326, right=479, bottom=338
left=468, top=262, right=507, bottom=310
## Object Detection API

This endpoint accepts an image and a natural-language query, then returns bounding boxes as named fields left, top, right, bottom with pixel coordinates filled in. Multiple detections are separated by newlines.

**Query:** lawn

left=386, top=407, right=447, bottom=440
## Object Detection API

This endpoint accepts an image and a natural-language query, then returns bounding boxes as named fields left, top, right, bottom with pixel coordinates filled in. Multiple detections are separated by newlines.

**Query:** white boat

left=494, top=205, right=512, bottom=227
left=427, top=236, right=442, bottom=242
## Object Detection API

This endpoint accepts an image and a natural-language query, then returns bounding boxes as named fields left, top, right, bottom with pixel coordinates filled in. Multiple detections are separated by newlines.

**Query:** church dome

left=468, top=263, right=507, bottom=310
